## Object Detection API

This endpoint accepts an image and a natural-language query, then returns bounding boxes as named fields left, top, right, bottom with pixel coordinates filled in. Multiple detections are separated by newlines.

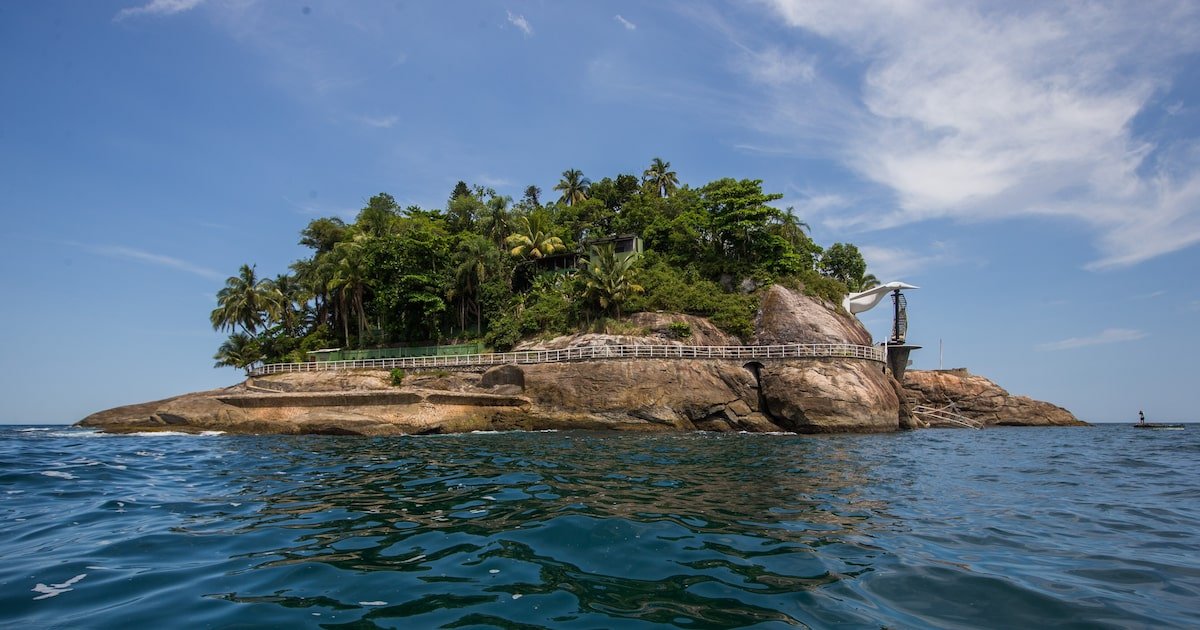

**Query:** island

left=78, top=161, right=1084, bottom=434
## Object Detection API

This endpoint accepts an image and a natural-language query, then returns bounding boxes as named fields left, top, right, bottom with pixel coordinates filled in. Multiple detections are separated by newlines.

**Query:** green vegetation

left=210, top=158, right=877, bottom=367
left=390, top=368, right=405, bottom=386
left=668, top=321, right=692, bottom=339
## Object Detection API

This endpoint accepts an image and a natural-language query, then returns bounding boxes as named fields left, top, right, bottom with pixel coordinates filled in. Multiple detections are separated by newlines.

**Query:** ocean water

left=1, top=425, right=1197, bottom=629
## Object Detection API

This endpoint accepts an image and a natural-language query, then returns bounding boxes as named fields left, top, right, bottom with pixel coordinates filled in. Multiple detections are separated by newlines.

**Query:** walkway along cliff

left=77, top=286, right=1085, bottom=435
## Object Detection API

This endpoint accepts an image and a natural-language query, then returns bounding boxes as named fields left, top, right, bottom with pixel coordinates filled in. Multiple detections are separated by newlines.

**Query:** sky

left=2, top=0, right=1199, bottom=424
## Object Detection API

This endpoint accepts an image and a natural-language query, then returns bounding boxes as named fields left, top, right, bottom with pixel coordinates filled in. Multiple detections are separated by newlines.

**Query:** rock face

left=754, top=285, right=873, bottom=346
left=759, top=360, right=899, bottom=433
left=903, top=369, right=1084, bottom=427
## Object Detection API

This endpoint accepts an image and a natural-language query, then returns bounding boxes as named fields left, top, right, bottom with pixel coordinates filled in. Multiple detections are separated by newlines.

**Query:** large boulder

left=751, top=285, right=902, bottom=432
left=903, top=369, right=1084, bottom=426
left=760, top=360, right=900, bottom=433
left=518, top=359, right=771, bottom=432
left=753, top=285, right=873, bottom=346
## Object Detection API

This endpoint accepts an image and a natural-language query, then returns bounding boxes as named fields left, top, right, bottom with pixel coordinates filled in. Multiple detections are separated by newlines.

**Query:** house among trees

left=534, top=234, right=643, bottom=273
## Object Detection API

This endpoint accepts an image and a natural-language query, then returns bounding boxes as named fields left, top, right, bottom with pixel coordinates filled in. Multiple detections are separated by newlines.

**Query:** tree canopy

left=209, top=158, right=879, bottom=365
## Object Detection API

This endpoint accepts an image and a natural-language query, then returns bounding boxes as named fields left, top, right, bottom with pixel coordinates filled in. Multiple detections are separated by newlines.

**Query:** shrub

left=668, top=321, right=692, bottom=339
left=778, top=270, right=847, bottom=308
left=390, top=368, right=405, bottom=386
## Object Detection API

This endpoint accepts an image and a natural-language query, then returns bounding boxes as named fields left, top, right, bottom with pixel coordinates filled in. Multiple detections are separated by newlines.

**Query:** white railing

left=250, top=343, right=886, bottom=376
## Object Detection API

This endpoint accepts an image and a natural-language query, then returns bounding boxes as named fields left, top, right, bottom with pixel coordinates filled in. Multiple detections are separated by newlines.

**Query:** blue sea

left=2, top=425, right=1197, bottom=629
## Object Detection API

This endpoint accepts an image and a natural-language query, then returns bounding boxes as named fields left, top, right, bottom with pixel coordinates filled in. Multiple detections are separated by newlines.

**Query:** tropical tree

left=642, top=157, right=679, bottom=198
left=819, top=242, right=868, bottom=289
left=266, top=273, right=308, bottom=333
left=210, top=264, right=275, bottom=335
left=213, top=332, right=262, bottom=375
left=299, top=217, right=347, bottom=254
left=849, top=272, right=880, bottom=293
left=554, top=169, right=590, bottom=206
left=699, top=178, right=786, bottom=274
left=580, top=244, right=644, bottom=318
left=450, top=234, right=498, bottom=334
left=506, top=213, right=567, bottom=259
left=480, top=195, right=513, bottom=247
left=769, top=207, right=810, bottom=249
left=327, top=235, right=372, bottom=346
left=521, top=185, right=542, bottom=208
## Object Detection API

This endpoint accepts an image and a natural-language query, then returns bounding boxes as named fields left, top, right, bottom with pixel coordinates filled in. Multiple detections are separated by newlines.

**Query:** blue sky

left=2, top=0, right=1198, bottom=424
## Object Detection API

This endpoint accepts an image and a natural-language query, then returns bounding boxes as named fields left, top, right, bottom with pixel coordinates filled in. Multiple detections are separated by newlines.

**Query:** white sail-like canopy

left=843, top=282, right=919, bottom=315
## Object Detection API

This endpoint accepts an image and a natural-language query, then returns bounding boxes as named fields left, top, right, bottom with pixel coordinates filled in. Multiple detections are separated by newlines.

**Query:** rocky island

left=78, top=286, right=1084, bottom=435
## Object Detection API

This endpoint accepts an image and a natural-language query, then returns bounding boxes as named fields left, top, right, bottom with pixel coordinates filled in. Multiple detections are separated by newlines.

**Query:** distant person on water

left=1139, top=410, right=1145, bottom=425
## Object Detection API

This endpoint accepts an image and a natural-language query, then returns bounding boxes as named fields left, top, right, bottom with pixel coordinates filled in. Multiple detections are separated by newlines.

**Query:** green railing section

left=309, top=342, right=484, bottom=362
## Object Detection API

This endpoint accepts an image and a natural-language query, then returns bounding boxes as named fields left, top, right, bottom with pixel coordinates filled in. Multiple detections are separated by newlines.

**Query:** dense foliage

left=210, top=159, right=877, bottom=368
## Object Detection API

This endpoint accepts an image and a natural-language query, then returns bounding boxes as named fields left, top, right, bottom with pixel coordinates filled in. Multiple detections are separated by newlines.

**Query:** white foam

left=48, top=430, right=104, bottom=438
left=199, top=431, right=226, bottom=436
left=32, top=574, right=86, bottom=600
left=17, top=427, right=52, bottom=432
left=358, top=601, right=387, bottom=606
left=41, top=471, right=77, bottom=480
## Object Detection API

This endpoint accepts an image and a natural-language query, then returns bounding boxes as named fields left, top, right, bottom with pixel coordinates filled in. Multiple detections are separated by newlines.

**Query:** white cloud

left=356, top=115, right=399, bottom=129
left=506, top=10, right=533, bottom=37
left=615, top=15, right=637, bottom=31
left=1036, top=328, right=1147, bottom=351
left=89, top=245, right=223, bottom=280
left=477, top=174, right=513, bottom=188
left=757, top=0, right=1200, bottom=270
left=859, top=242, right=955, bottom=280
left=115, top=0, right=205, bottom=21
left=741, top=47, right=814, bottom=86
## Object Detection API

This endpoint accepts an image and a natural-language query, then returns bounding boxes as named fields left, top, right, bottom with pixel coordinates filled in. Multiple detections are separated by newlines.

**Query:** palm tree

left=642, top=157, right=679, bottom=197
left=266, top=273, right=308, bottom=333
left=450, top=234, right=497, bottom=334
left=506, top=214, right=566, bottom=259
left=554, top=169, right=590, bottom=206
left=327, top=235, right=371, bottom=347
left=213, top=333, right=262, bottom=375
left=580, top=244, right=644, bottom=319
left=769, top=206, right=811, bottom=250
left=291, top=255, right=335, bottom=328
left=480, top=195, right=513, bottom=247
left=210, top=264, right=274, bottom=335
left=849, top=272, right=880, bottom=293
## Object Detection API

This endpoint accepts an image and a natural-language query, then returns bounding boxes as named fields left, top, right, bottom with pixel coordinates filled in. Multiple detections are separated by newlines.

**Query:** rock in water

left=903, top=369, right=1084, bottom=427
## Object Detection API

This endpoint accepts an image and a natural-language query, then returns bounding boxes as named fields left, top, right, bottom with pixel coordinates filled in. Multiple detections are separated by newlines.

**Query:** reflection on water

left=2, top=427, right=1199, bottom=628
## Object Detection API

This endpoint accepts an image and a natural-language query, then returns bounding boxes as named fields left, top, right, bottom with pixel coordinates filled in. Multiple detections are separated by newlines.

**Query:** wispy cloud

left=114, top=0, right=204, bottom=21
left=1036, top=328, right=1148, bottom=351
left=740, top=46, right=814, bottom=87
left=1130, top=290, right=1166, bottom=300
left=282, top=196, right=359, bottom=220
left=506, top=10, right=533, bottom=37
left=859, top=242, right=956, bottom=280
left=755, top=0, right=1200, bottom=270
left=88, top=245, right=223, bottom=280
left=356, top=115, right=399, bottom=129
left=477, top=174, right=513, bottom=188
left=615, top=15, right=637, bottom=31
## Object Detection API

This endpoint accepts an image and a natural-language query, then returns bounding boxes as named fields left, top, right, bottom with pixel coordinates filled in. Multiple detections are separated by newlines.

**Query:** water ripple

left=1, top=425, right=1198, bottom=627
